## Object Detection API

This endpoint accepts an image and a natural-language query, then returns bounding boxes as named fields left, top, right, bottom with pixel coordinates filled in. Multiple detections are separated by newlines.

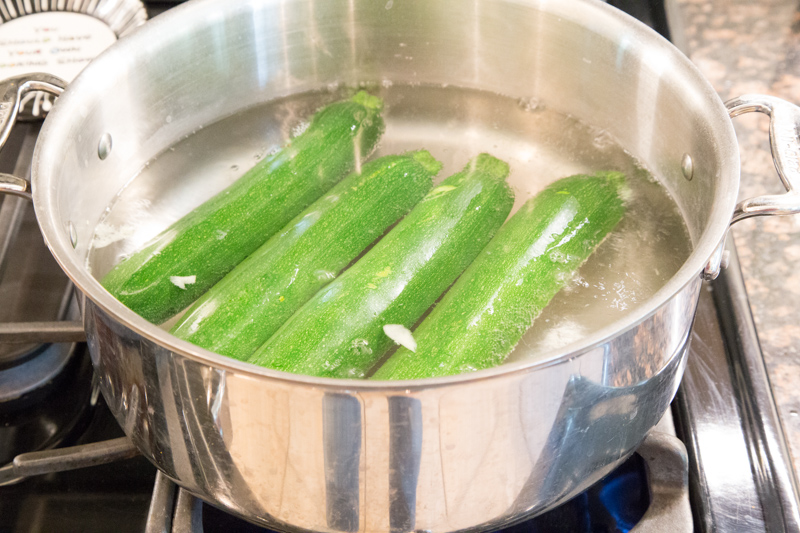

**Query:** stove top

left=0, top=1, right=799, bottom=532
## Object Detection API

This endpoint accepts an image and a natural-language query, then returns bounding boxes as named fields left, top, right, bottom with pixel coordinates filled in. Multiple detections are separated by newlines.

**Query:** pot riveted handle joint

left=0, top=74, right=66, bottom=201
left=0, top=173, right=30, bottom=200
left=703, top=95, right=800, bottom=280
left=726, top=94, right=800, bottom=223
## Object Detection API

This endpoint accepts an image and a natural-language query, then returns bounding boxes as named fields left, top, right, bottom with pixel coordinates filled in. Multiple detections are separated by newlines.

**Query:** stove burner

left=0, top=347, right=97, bottom=478
left=0, top=343, right=73, bottom=404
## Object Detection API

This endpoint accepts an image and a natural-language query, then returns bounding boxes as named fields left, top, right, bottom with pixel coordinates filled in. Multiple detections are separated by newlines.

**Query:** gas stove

left=0, top=1, right=799, bottom=532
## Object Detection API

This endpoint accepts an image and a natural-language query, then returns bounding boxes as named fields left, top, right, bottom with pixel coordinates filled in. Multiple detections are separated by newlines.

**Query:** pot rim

left=30, top=0, right=739, bottom=390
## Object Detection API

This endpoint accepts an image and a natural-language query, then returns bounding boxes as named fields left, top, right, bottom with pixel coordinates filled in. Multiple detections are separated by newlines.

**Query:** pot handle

left=726, top=94, right=800, bottom=223
left=0, top=73, right=66, bottom=201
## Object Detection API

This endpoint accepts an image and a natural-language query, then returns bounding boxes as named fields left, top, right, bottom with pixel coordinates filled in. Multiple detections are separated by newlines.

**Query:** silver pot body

left=16, top=0, right=772, bottom=530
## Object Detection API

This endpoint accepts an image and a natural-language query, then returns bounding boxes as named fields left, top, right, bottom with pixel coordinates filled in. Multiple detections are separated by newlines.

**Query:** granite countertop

left=675, top=0, right=800, bottom=481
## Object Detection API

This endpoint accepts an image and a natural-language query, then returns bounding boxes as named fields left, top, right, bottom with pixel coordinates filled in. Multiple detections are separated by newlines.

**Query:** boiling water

left=88, top=85, right=692, bottom=363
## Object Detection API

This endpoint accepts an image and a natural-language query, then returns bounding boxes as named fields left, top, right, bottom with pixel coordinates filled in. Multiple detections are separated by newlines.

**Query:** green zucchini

left=170, top=150, right=441, bottom=360
left=249, top=153, right=514, bottom=378
left=371, top=171, right=627, bottom=380
left=101, top=91, right=385, bottom=324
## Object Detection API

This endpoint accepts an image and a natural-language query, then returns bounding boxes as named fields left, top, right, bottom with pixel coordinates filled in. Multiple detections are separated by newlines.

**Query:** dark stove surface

left=0, top=397, right=155, bottom=533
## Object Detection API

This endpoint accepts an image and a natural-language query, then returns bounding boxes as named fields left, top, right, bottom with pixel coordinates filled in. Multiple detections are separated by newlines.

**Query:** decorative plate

left=0, top=0, right=147, bottom=117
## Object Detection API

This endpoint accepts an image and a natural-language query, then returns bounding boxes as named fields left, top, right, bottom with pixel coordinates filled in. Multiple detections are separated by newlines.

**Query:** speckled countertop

left=674, top=0, right=800, bottom=480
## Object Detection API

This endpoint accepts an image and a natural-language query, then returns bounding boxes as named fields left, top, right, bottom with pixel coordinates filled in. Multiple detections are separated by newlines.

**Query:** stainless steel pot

left=1, top=0, right=798, bottom=531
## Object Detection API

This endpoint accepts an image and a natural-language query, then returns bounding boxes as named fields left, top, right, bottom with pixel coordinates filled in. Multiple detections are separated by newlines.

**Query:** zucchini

left=249, top=153, right=514, bottom=378
left=101, top=91, right=385, bottom=324
left=371, top=171, right=627, bottom=380
left=170, top=150, right=441, bottom=360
